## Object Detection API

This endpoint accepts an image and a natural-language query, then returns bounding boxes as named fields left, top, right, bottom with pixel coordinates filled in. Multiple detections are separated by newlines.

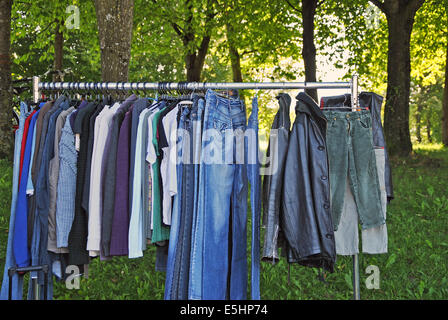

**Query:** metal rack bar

left=36, top=81, right=352, bottom=92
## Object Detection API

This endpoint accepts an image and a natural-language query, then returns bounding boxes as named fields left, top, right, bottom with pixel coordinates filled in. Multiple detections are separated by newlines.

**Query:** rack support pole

left=350, top=72, right=361, bottom=300
left=32, top=76, right=40, bottom=103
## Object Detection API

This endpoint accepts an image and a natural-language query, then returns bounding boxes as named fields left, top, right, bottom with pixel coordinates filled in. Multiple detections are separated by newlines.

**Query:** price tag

left=75, top=134, right=80, bottom=151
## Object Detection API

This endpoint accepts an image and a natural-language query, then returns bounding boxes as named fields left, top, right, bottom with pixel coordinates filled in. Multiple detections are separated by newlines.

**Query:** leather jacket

left=320, top=92, right=394, bottom=202
left=261, top=93, right=291, bottom=263
left=281, top=92, right=336, bottom=272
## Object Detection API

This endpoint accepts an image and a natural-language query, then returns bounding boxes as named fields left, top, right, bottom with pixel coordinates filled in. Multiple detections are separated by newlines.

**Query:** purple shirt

left=109, top=106, right=134, bottom=256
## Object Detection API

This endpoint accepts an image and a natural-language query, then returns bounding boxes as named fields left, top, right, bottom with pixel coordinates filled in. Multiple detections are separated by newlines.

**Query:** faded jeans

left=165, top=98, right=204, bottom=299
left=334, top=148, right=388, bottom=255
left=189, top=89, right=248, bottom=300
left=324, top=110, right=385, bottom=231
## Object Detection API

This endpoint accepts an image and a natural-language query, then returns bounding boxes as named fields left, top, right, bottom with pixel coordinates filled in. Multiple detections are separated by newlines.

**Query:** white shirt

left=87, top=102, right=120, bottom=256
left=160, top=106, right=179, bottom=225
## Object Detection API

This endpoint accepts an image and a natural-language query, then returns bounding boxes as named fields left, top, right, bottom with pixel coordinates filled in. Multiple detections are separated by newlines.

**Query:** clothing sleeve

left=146, top=113, right=157, bottom=164
left=165, top=110, right=178, bottom=196
left=26, top=128, right=37, bottom=195
left=128, top=114, right=145, bottom=259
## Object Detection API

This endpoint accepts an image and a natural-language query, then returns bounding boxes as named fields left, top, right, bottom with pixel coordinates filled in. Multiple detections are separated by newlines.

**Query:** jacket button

left=318, top=146, right=325, bottom=151
left=324, top=204, right=330, bottom=209
left=326, top=234, right=333, bottom=239
left=321, top=175, right=327, bottom=180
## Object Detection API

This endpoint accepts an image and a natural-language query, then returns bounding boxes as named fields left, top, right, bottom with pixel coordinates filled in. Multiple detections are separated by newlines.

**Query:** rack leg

left=32, top=278, right=39, bottom=300
left=352, top=254, right=360, bottom=300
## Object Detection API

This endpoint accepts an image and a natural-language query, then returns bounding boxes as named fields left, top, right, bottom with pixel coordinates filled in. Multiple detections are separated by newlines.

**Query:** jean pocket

left=359, top=117, right=371, bottom=129
left=213, top=118, right=230, bottom=135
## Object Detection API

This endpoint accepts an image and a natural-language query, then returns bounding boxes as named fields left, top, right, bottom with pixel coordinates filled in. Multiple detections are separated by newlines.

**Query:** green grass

left=0, top=143, right=447, bottom=300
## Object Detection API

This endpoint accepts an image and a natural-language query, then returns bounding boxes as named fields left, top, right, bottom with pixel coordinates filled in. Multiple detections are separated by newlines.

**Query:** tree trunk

left=302, top=0, right=318, bottom=102
left=185, top=35, right=211, bottom=82
left=226, top=23, right=243, bottom=83
left=94, top=0, right=134, bottom=82
left=442, top=3, right=448, bottom=145
left=427, top=117, right=432, bottom=143
left=416, top=103, right=422, bottom=143
left=0, top=0, right=14, bottom=160
left=371, top=0, right=425, bottom=157
left=53, top=21, right=64, bottom=82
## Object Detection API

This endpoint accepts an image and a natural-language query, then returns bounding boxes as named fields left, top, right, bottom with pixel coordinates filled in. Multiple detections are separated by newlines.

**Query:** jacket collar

left=295, top=92, right=327, bottom=134
left=276, top=93, right=291, bottom=129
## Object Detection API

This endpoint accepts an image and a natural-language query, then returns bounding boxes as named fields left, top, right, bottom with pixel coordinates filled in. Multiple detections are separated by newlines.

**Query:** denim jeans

left=165, top=97, right=205, bottom=300
left=189, top=90, right=248, bottom=300
left=177, top=98, right=204, bottom=299
left=246, top=96, right=260, bottom=300
left=334, top=148, right=388, bottom=255
left=0, top=102, right=30, bottom=300
left=324, top=110, right=385, bottom=230
left=165, top=106, right=190, bottom=299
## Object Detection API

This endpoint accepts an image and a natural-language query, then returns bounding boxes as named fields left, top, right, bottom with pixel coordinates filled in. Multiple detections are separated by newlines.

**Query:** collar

left=295, top=92, right=327, bottom=133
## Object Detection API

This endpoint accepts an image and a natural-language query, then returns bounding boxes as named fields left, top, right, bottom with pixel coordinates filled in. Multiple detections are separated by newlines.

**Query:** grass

left=0, top=143, right=447, bottom=300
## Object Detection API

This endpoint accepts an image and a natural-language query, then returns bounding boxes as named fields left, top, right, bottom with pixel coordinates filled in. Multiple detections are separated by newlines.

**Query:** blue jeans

left=189, top=90, right=248, bottom=300
left=165, top=105, right=190, bottom=299
left=177, top=98, right=204, bottom=299
left=0, top=102, right=30, bottom=300
left=165, top=98, right=204, bottom=300
left=246, top=96, right=260, bottom=300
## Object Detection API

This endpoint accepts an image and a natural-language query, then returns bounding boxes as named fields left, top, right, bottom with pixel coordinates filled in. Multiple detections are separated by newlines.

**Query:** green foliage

left=410, top=79, right=444, bottom=144
left=11, top=0, right=100, bottom=85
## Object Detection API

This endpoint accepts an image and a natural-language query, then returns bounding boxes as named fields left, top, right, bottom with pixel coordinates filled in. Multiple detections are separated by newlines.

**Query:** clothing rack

left=31, top=73, right=362, bottom=300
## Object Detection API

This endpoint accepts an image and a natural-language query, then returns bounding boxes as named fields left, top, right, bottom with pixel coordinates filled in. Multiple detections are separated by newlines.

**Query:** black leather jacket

left=261, top=93, right=291, bottom=263
left=281, top=92, right=336, bottom=272
left=320, top=92, right=394, bottom=202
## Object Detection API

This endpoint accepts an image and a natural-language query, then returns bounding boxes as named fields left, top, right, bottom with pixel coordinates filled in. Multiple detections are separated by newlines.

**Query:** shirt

left=129, top=99, right=149, bottom=218
left=13, top=109, right=40, bottom=267
left=56, top=113, right=78, bottom=249
left=147, top=107, right=171, bottom=243
left=32, top=98, right=70, bottom=270
left=18, top=110, right=37, bottom=186
left=87, top=103, right=121, bottom=256
left=110, top=106, right=133, bottom=256
left=68, top=102, right=99, bottom=266
left=160, top=105, right=179, bottom=226
left=101, top=94, right=138, bottom=257
left=128, top=108, right=151, bottom=258
left=47, top=106, right=75, bottom=254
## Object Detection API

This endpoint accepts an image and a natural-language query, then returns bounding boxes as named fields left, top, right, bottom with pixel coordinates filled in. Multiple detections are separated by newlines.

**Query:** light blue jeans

left=0, top=102, right=30, bottom=300
left=189, top=90, right=248, bottom=300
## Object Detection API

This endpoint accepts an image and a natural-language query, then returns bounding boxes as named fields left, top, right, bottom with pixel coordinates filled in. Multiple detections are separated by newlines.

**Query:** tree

left=94, top=0, right=134, bottom=82
left=0, top=0, right=14, bottom=160
left=370, top=0, right=425, bottom=157
left=10, top=0, right=100, bottom=82
left=284, top=0, right=320, bottom=101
